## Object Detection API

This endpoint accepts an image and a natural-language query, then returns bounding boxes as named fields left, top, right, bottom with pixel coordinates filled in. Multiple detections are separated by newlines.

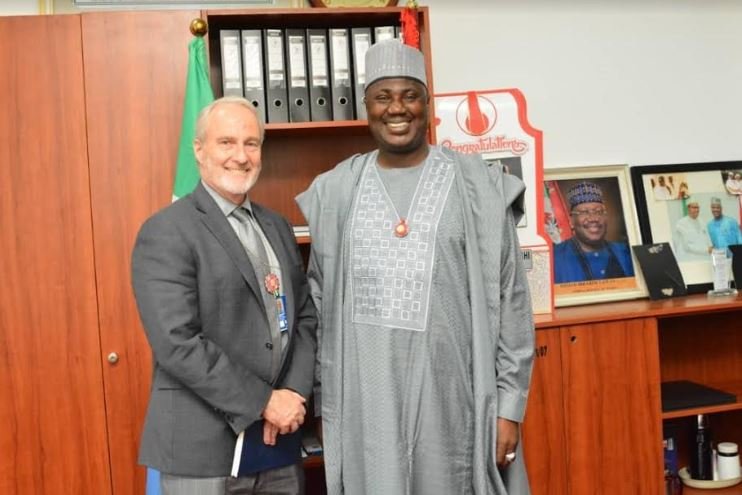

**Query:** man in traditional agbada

left=707, top=196, right=742, bottom=251
left=553, top=181, right=634, bottom=284
left=673, top=199, right=712, bottom=260
left=296, top=39, right=535, bottom=494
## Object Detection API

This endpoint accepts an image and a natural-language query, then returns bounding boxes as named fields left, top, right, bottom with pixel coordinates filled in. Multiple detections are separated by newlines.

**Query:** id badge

left=277, top=295, right=288, bottom=332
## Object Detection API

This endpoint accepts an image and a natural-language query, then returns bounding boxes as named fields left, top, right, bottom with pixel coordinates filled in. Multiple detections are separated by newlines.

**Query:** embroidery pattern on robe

left=349, top=150, right=455, bottom=331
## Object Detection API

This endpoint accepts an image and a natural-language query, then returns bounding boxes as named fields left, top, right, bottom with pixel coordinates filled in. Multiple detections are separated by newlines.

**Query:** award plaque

left=434, top=89, right=551, bottom=313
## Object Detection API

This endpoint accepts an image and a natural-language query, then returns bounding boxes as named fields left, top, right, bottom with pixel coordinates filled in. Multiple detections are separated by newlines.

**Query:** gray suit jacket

left=131, top=183, right=317, bottom=476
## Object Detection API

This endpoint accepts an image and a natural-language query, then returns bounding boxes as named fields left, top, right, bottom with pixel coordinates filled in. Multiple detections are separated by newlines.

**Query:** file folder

left=328, top=28, right=354, bottom=121
left=350, top=27, right=371, bottom=120
left=220, top=30, right=243, bottom=97
left=373, top=26, right=397, bottom=44
left=263, top=29, right=289, bottom=123
left=230, top=421, right=301, bottom=476
left=241, top=30, right=267, bottom=125
left=285, top=29, right=310, bottom=122
left=306, top=28, right=332, bottom=122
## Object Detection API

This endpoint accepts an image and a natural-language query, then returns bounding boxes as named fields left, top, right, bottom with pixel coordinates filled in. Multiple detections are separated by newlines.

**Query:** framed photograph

left=544, top=165, right=646, bottom=307
left=630, top=161, right=742, bottom=293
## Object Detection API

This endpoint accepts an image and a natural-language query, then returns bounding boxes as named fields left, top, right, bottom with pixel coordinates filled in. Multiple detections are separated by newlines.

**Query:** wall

left=5, top=0, right=740, bottom=168
left=1, top=1, right=50, bottom=14
left=50, top=0, right=304, bottom=14
left=425, top=0, right=742, bottom=169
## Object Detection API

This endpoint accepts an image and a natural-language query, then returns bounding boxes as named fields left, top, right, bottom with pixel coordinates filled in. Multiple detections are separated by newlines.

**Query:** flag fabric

left=172, top=36, right=215, bottom=201
left=146, top=35, right=214, bottom=495
left=545, top=180, right=571, bottom=244
left=145, top=469, right=160, bottom=495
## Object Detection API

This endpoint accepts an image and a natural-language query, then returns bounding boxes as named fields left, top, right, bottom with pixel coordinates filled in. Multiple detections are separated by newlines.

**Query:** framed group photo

left=544, top=165, right=646, bottom=307
left=631, top=161, right=742, bottom=293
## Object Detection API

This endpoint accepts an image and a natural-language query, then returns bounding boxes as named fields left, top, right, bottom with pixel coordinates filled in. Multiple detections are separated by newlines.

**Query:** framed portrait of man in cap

left=545, top=165, right=646, bottom=306
left=631, top=161, right=742, bottom=294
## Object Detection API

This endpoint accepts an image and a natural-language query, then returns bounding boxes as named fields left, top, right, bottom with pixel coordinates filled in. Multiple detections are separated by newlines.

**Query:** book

left=230, top=420, right=302, bottom=477
left=301, top=433, right=323, bottom=456
left=660, top=380, right=736, bottom=412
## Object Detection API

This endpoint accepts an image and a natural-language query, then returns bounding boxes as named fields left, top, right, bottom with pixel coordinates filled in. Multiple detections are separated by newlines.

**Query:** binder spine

left=328, top=28, right=354, bottom=121
left=306, top=29, right=332, bottom=122
left=220, top=30, right=243, bottom=97
left=351, top=28, right=371, bottom=121
left=373, top=25, right=398, bottom=44
left=241, top=30, right=267, bottom=125
left=285, top=29, right=311, bottom=123
left=263, top=28, right=289, bottom=123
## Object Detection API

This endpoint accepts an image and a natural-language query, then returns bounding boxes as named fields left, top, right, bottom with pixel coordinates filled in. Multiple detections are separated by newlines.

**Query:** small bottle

left=690, top=414, right=713, bottom=480
left=717, top=442, right=741, bottom=480
left=664, top=469, right=683, bottom=495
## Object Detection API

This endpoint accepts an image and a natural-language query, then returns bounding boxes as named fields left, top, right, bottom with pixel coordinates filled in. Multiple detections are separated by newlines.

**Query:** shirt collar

left=201, top=180, right=253, bottom=217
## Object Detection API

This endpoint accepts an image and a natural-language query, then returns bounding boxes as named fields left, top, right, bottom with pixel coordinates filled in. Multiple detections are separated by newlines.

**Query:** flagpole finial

left=189, top=18, right=208, bottom=37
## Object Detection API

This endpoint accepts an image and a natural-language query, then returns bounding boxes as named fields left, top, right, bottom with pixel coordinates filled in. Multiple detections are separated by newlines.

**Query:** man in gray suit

left=132, top=96, right=317, bottom=495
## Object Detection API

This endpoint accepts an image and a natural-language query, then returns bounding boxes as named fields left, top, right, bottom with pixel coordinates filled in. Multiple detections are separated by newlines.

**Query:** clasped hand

left=262, top=389, right=306, bottom=445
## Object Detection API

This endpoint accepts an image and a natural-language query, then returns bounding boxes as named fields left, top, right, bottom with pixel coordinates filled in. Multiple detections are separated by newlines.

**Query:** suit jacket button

left=265, top=342, right=273, bottom=350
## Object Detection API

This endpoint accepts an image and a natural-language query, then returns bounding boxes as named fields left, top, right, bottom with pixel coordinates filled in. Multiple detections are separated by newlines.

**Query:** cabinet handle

left=107, top=352, right=120, bottom=364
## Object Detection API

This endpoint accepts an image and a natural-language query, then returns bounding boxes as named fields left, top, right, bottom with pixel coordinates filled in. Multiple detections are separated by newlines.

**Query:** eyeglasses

left=571, top=208, right=608, bottom=219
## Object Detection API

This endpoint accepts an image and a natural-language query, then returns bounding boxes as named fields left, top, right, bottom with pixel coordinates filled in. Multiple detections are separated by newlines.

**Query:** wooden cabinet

left=522, top=329, right=568, bottom=495
left=0, top=14, right=111, bottom=495
left=524, top=295, right=742, bottom=495
left=82, top=10, right=199, bottom=494
left=659, top=310, right=742, bottom=495
left=561, top=318, right=663, bottom=494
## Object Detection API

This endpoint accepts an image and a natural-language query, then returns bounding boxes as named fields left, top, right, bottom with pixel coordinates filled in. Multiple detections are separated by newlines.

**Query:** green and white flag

left=172, top=36, right=214, bottom=201
left=147, top=35, right=213, bottom=494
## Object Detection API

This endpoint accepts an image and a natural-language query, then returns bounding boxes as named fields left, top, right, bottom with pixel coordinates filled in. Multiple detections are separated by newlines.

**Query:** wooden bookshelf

left=523, top=293, right=742, bottom=495
left=203, top=7, right=435, bottom=227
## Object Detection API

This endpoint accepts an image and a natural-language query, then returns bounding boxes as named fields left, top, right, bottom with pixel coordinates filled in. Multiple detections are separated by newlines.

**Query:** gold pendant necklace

left=394, top=218, right=409, bottom=238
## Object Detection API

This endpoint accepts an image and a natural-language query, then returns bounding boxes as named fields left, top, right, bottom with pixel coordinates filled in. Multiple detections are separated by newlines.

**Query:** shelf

left=535, top=292, right=742, bottom=330
left=266, top=119, right=370, bottom=138
left=204, top=7, right=408, bottom=30
left=662, top=381, right=742, bottom=420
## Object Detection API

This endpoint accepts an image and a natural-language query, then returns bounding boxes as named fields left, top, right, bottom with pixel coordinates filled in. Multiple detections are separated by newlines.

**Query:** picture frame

left=630, top=161, right=742, bottom=294
left=544, top=165, right=646, bottom=307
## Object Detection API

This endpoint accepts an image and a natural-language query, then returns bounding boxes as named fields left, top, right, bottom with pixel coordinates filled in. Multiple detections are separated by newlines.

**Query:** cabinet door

left=82, top=10, right=198, bottom=495
left=0, top=15, right=111, bottom=495
left=522, top=329, right=568, bottom=495
left=561, top=318, right=664, bottom=495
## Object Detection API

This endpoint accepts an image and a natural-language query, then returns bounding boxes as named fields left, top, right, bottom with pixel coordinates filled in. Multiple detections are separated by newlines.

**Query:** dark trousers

left=225, top=462, right=305, bottom=495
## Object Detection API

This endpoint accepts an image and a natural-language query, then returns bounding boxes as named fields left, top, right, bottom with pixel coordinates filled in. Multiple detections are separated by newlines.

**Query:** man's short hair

left=194, top=96, right=265, bottom=142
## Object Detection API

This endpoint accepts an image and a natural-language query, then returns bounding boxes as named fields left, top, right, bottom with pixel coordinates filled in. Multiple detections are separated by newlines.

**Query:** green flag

left=172, top=36, right=214, bottom=201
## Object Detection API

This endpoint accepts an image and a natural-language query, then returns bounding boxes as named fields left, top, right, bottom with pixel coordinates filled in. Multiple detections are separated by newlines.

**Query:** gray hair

left=194, top=96, right=265, bottom=142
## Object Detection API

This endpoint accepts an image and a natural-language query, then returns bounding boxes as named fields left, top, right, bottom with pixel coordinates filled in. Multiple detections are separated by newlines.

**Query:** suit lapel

left=191, top=184, right=265, bottom=307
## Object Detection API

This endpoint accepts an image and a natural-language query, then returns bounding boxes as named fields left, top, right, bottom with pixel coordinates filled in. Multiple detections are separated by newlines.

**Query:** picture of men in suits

left=131, top=96, right=317, bottom=495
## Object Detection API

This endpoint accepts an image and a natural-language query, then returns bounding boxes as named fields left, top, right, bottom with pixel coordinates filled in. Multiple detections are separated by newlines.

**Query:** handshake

left=262, top=388, right=306, bottom=445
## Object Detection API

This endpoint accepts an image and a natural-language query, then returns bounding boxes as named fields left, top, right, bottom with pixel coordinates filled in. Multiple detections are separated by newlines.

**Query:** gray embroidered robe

left=296, top=146, right=534, bottom=494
